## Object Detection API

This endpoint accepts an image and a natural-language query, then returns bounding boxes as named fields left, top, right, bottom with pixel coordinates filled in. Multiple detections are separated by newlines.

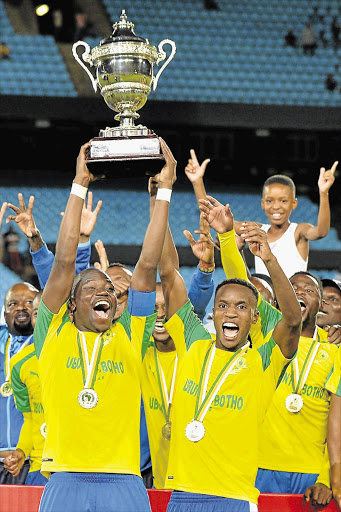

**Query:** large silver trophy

left=72, top=10, right=176, bottom=176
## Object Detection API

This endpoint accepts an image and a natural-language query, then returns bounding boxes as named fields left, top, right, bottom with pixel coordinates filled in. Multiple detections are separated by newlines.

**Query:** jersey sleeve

left=16, top=411, right=33, bottom=458
left=30, top=243, right=55, bottom=289
left=188, top=264, right=215, bottom=321
left=219, top=229, right=248, bottom=281
left=315, top=446, right=331, bottom=488
left=118, top=305, right=157, bottom=362
left=257, top=334, right=293, bottom=415
left=163, top=300, right=212, bottom=359
left=250, top=296, right=282, bottom=349
left=325, top=348, right=341, bottom=397
left=10, top=357, right=31, bottom=413
left=34, top=300, right=69, bottom=359
left=75, top=241, right=91, bottom=275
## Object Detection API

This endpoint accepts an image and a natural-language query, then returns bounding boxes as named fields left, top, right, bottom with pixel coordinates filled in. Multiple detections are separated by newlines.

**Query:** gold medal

left=0, top=381, right=13, bottom=397
left=78, top=388, right=98, bottom=409
left=162, top=421, right=172, bottom=441
left=185, top=420, right=205, bottom=442
left=285, top=393, right=304, bottom=413
left=40, top=422, right=47, bottom=438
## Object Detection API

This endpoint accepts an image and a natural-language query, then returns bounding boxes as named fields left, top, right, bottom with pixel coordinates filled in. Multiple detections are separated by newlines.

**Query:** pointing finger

left=330, top=160, right=338, bottom=174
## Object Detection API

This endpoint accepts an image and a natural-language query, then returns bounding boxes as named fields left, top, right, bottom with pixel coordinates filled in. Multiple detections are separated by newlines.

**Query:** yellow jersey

left=164, top=301, right=292, bottom=504
left=258, top=337, right=340, bottom=474
left=141, top=342, right=177, bottom=488
left=10, top=344, right=45, bottom=473
left=35, top=300, right=156, bottom=477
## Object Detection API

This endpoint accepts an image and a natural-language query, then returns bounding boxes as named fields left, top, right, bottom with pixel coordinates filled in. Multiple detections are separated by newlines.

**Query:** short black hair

left=290, top=271, right=323, bottom=300
left=215, top=278, right=259, bottom=306
left=263, top=174, right=296, bottom=197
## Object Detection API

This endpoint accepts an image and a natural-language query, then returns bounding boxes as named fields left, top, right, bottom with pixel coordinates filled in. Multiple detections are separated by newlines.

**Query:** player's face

left=290, top=274, right=321, bottom=326
left=153, top=284, right=171, bottom=343
left=213, top=284, right=259, bottom=351
left=261, top=184, right=297, bottom=226
left=106, top=267, right=131, bottom=321
left=317, top=286, right=341, bottom=327
left=73, top=270, right=117, bottom=333
left=4, top=284, right=36, bottom=335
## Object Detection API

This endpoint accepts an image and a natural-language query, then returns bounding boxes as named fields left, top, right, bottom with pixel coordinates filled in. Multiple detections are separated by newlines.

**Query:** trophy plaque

left=72, top=10, right=176, bottom=176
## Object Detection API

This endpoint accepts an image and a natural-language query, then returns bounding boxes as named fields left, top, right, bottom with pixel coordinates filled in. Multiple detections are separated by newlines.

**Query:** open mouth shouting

left=297, top=298, right=307, bottom=315
left=154, top=319, right=166, bottom=333
left=222, top=322, right=240, bottom=340
left=93, top=299, right=111, bottom=319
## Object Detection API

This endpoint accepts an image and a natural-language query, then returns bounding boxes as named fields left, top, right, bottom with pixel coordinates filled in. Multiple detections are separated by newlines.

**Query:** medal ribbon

left=153, top=344, right=178, bottom=422
left=291, top=329, right=320, bottom=395
left=195, top=341, right=250, bottom=423
left=4, top=334, right=33, bottom=382
left=76, top=332, right=105, bottom=389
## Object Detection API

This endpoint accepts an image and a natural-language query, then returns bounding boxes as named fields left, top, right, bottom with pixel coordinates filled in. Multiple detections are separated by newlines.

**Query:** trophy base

left=86, top=133, right=165, bottom=177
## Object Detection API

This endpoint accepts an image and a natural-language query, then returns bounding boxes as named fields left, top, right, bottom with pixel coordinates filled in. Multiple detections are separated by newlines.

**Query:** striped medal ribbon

left=185, top=340, right=250, bottom=442
left=285, top=328, right=320, bottom=413
left=0, top=334, right=33, bottom=397
left=153, top=344, right=178, bottom=441
left=76, top=331, right=105, bottom=409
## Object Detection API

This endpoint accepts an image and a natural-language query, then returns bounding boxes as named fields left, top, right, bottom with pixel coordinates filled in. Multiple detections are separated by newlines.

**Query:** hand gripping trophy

left=72, top=10, right=176, bottom=176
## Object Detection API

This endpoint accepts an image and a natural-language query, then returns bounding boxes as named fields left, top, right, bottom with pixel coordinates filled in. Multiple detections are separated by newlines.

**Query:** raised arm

left=130, top=138, right=176, bottom=294
left=6, top=194, right=44, bottom=252
left=199, top=195, right=248, bottom=281
left=147, top=164, right=187, bottom=320
left=184, top=149, right=210, bottom=207
left=298, top=161, right=337, bottom=241
left=241, top=223, right=301, bottom=358
left=42, top=142, right=95, bottom=313
left=185, top=213, right=215, bottom=320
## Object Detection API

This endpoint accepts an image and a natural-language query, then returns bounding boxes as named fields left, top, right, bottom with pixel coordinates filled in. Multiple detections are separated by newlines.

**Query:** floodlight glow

left=36, top=4, right=50, bottom=16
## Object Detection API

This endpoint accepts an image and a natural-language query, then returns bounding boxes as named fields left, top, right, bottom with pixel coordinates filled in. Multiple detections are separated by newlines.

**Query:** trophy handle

left=153, top=39, right=176, bottom=91
left=72, top=41, right=98, bottom=93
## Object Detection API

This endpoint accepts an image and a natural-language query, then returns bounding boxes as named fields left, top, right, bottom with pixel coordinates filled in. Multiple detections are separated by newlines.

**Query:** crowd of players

left=0, top=139, right=340, bottom=512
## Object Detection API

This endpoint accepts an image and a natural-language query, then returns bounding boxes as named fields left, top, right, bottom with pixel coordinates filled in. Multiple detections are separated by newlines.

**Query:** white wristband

left=71, top=183, right=88, bottom=200
left=156, top=188, right=172, bottom=202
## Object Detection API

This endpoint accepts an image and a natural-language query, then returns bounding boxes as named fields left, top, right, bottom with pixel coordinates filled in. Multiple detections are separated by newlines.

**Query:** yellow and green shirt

left=10, top=344, right=45, bottom=473
left=34, top=300, right=156, bottom=477
left=141, top=343, right=177, bottom=488
left=164, top=300, right=292, bottom=504
left=259, top=338, right=340, bottom=475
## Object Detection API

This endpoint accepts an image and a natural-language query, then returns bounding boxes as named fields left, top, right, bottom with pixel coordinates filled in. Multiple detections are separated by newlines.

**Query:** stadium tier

left=1, top=0, right=341, bottom=105
left=1, top=186, right=340, bottom=249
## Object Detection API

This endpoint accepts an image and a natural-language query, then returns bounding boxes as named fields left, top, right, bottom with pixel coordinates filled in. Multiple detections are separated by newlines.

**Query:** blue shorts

left=167, top=491, right=258, bottom=512
left=25, top=470, right=48, bottom=486
left=38, top=472, right=151, bottom=512
left=256, top=468, right=318, bottom=494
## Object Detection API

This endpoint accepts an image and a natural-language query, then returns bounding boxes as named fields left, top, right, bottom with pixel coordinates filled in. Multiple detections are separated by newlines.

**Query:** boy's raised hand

left=185, top=149, right=210, bottom=184
left=199, top=195, right=233, bottom=234
left=241, top=222, right=273, bottom=263
left=318, top=161, right=337, bottom=193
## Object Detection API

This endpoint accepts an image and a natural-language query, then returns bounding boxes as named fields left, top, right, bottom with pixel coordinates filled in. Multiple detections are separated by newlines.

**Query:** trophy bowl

left=72, top=10, right=176, bottom=177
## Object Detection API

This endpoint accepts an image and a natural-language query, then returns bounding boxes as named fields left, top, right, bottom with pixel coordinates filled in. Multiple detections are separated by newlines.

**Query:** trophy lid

left=100, top=10, right=147, bottom=45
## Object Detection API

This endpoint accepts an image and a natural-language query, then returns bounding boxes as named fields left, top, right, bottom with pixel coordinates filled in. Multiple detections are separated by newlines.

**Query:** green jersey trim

left=257, top=296, right=282, bottom=339
left=176, top=300, right=212, bottom=350
left=34, top=300, right=55, bottom=358
left=11, top=348, right=36, bottom=412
